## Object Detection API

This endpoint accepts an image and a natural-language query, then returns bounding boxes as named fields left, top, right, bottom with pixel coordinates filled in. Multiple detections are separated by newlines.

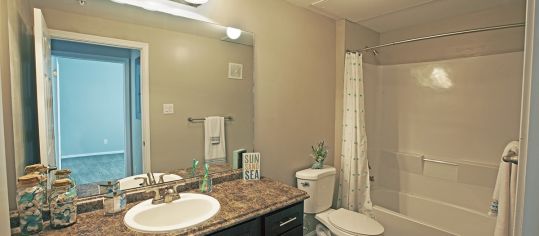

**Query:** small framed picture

left=228, top=63, right=243, bottom=80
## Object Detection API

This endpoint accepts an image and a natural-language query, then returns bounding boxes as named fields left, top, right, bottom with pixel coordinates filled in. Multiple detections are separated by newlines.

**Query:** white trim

left=34, top=8, right=52, bottom=166
left=122, top=55, right=132, bottom=176
left=53, top=57, right=62, bottom=169
left=61, top=150, right=125, bottom=159
left=48, top=29, right=152, bottom=173
left=52, top=50, right=130, bottom=64
left=514, top=0, right=538, bottom=235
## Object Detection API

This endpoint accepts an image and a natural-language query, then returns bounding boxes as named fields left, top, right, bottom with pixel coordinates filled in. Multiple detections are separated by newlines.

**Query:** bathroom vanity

left=211, top=202, right=304, bottom=236
left=11, top=178, right=308, bottom=235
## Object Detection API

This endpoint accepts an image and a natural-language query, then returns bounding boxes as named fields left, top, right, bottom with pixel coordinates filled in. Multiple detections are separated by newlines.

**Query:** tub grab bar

left=423, top=158, right=459, bottom=166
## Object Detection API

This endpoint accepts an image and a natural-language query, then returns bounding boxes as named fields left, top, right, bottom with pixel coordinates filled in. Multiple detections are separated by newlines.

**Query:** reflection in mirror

left=20, top=0, right=254, bottom=198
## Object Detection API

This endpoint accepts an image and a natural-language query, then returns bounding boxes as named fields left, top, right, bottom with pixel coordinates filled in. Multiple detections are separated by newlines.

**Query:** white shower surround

left=362, top=52, right=523, bottom=236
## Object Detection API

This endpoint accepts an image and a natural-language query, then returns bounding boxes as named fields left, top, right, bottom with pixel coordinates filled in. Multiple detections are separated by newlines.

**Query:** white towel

left=204, top=116, right=226, bottom=163
left=489, top=141, right=519, bottom=236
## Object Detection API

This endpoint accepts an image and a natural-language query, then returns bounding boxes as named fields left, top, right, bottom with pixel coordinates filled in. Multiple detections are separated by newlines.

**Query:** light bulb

left=226, top=27, right=242, bottom=40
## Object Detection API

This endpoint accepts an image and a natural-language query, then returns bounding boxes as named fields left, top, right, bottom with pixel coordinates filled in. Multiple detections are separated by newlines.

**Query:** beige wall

left=40, top=9, right=255, bottom=172
left=198, top=0, right=337, bottom=186
left=344, top=21, right=380, bottom=65
left=0, top=0, right=15, bottom=212
left=378, top=3, right=526, bottom=65
left=8, top=0, right=38, bottom=178
left=0, top=1, right=10, bottom=227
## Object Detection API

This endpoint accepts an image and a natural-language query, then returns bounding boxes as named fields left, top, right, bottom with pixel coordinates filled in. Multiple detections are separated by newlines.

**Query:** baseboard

left=61, top=150, right=124, bottom=159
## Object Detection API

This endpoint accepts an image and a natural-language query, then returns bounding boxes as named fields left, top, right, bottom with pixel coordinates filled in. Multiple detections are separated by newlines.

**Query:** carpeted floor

left=61, top=153, right=126, bottom=185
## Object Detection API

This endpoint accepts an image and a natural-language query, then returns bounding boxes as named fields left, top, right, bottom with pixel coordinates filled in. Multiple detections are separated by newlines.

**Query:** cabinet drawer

left=264, top=202, right=304, bottom=236
left=210, top=217, right=261, bottom=236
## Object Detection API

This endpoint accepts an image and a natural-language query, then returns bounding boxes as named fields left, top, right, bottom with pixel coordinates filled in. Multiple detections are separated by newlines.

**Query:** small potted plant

left=310, top=141, right=328, bottom=169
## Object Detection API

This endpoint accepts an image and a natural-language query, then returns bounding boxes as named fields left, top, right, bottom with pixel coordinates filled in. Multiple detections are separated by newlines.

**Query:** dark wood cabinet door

left=210, top=218, right=262, bottom=236
left=263, top=202, right=304, bottom=236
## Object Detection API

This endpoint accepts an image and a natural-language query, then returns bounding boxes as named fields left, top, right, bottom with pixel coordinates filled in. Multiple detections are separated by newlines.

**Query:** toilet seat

left=327, top=208, right=384, bottom=236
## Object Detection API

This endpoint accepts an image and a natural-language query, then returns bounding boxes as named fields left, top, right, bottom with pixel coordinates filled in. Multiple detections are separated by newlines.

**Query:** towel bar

left=187, top=116, right=233, bottom=123
left=502, top=154, right=518, bottom=165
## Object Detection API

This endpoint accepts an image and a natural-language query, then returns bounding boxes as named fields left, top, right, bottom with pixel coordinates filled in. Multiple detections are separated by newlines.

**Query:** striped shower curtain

left=337, top=52, right=373, bottom=215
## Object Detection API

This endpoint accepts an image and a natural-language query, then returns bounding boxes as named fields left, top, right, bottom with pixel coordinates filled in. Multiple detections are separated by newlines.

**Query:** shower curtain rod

left=347, top=22, right=525, bottom=54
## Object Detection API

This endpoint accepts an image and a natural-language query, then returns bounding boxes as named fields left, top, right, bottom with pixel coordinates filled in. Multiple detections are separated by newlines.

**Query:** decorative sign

left=243, top=152, right=260, bottom=180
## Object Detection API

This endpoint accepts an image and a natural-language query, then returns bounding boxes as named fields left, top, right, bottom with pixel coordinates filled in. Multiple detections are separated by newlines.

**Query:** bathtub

left=371, top=189, right=496, bottom=236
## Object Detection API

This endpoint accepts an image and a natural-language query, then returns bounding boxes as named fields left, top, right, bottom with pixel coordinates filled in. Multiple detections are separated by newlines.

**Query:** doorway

left=51, top=39, right=142, bottom=184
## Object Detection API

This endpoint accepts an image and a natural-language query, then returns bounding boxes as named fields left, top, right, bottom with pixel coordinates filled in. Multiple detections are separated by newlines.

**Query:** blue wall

left=57, top=57, right=126, bottom=156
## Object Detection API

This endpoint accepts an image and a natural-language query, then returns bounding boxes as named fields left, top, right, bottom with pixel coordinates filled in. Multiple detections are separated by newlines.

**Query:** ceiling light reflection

left=110, top=0, right=214, bottom=23
left=412, top=65, right=453, bottom=90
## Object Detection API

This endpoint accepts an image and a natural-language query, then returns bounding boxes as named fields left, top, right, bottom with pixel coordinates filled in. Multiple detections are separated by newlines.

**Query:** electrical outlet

left=104, top=139, right=108, bottom=145
left=163, top=104, right=174, bottom=114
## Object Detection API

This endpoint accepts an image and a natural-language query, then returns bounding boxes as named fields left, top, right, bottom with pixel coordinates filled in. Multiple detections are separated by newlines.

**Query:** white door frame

left=48, top=29, right=152, bottom=173
left=514, top=0, right=538, bottom=235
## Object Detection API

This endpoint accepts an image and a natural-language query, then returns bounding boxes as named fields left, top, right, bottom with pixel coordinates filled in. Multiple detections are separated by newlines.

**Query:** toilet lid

left=328, top=208, right=384, bottom=236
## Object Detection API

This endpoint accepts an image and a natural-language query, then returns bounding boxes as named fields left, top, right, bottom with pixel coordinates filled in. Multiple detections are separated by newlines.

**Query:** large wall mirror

left=21, top=0, right=254, bottom=198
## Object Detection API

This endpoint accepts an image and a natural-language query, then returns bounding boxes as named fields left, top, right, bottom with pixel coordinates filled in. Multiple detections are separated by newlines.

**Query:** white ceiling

left=286, top=0, right=522, bottom=32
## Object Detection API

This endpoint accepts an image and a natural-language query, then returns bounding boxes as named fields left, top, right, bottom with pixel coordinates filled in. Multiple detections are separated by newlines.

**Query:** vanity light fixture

left=110, top=0, right=213, bottom=23
left=226, top=27, right=242, bottom=40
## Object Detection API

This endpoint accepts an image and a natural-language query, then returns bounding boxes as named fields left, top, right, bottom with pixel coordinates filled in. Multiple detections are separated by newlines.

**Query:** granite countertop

left=32, top=178, right=309, bottom=236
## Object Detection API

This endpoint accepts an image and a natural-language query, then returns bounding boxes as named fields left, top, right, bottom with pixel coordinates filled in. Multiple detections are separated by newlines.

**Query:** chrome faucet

left=134, top=177, right=149, bottom=187
left=136, top=173, right=175, bottom=187
left=146, top=183, right=185, bottom=204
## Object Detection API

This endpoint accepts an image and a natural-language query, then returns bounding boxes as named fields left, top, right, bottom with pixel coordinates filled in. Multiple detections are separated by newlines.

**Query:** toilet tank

left=296, top=166, right=336, bottom=214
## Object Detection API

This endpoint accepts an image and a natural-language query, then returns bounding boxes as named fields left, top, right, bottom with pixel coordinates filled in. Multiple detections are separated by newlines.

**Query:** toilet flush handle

left=300, top=182, right=309, bottom=187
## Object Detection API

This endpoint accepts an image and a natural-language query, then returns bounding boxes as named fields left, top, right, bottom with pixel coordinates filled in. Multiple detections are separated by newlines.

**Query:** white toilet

left=296, top=166, right=384, bottom=236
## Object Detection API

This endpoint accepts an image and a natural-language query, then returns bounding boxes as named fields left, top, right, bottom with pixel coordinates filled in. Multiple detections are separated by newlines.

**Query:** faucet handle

left=146, top=172, right=156, bottom=185
left=134, top=177, right=149, bottom=187
left=158, top=173, right=172, bottom=184
left=170, top=181, right=186, bottom=193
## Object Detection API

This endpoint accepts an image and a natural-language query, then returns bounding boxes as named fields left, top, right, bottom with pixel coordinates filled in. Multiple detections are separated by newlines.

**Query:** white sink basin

left=119, top=173, right=182, bottom=190
left=124, top=193, right=220, bottom=233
